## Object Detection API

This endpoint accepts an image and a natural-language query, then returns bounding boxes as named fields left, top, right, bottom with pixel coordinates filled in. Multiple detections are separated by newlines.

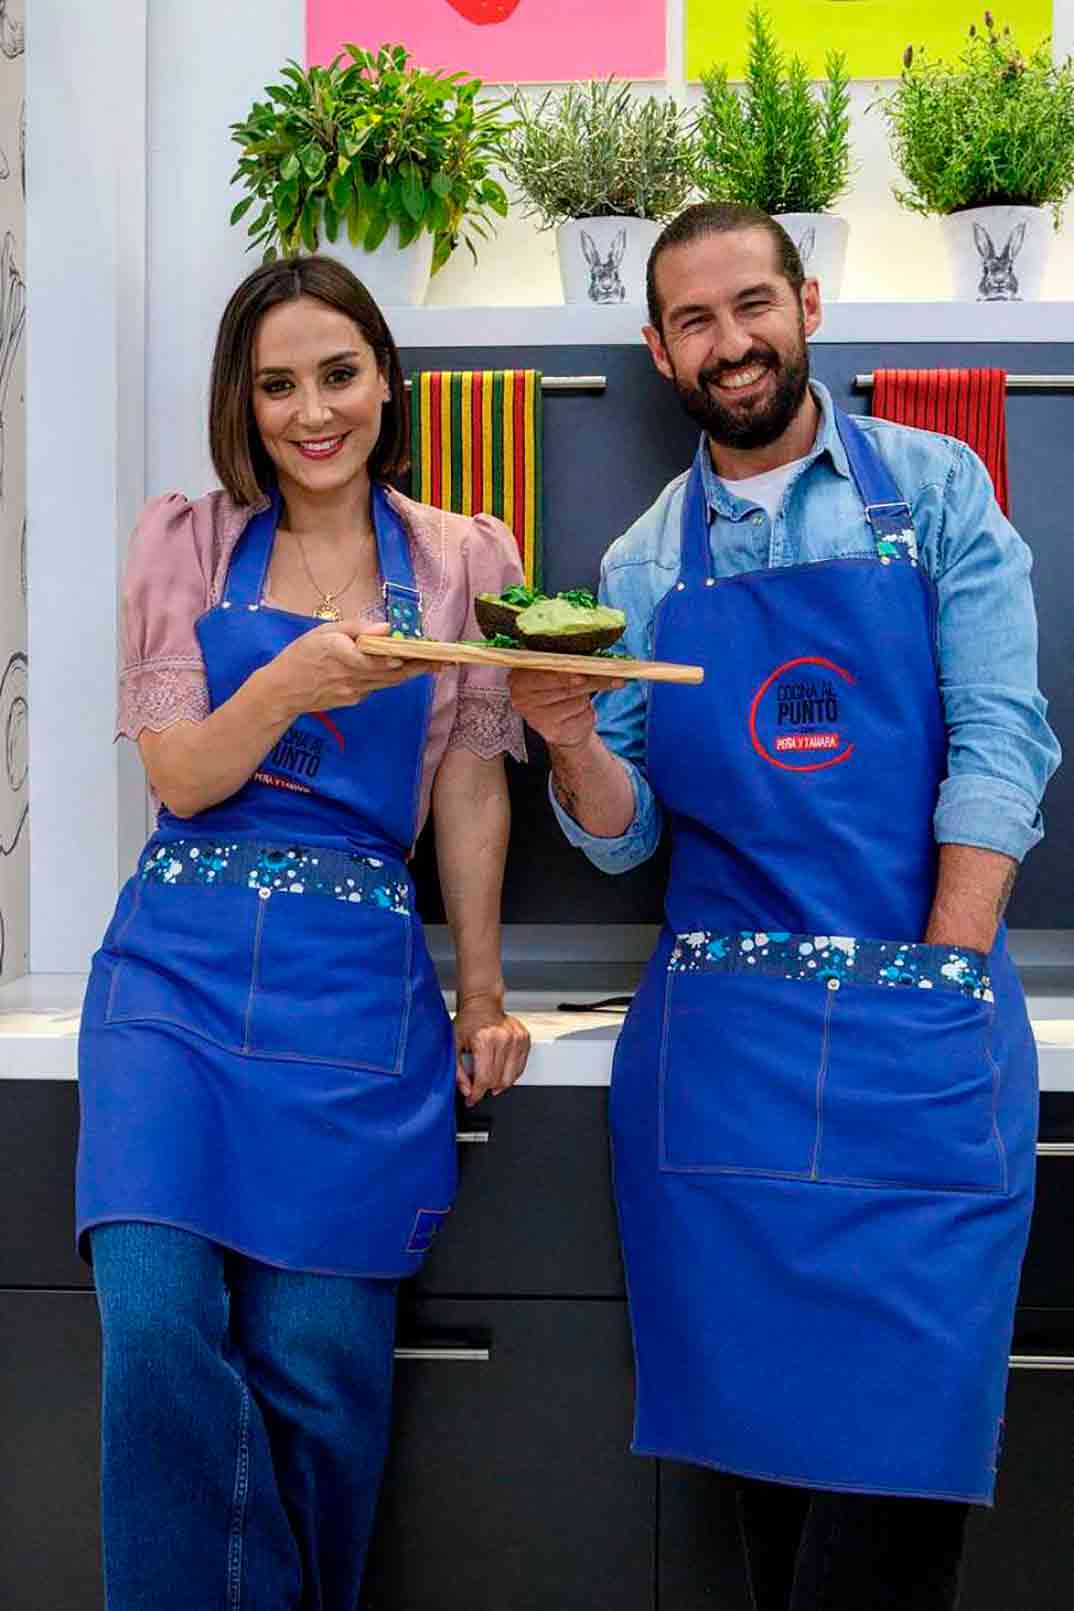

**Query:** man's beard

left=671, top=332, right=811, bottom=452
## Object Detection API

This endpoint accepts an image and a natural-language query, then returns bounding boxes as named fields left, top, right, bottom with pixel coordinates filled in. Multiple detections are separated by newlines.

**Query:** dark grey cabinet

left=363, top=1299, right=654, bottom=1611
left=0, top=1291, right=102, bottom=1611
left=962, top=1316, right=1074, bottom=1611
left=3, top=1082, right=1074, bottom=1611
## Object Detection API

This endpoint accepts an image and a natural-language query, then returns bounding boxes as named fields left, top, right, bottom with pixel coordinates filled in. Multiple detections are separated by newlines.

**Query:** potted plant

left=876, top=15, right=1074, bottom=301
left=228, top=44, right=512, bottom=307
left=693, top=6, right=852, bottom=299
left=504, top=79, right=695, bottom=306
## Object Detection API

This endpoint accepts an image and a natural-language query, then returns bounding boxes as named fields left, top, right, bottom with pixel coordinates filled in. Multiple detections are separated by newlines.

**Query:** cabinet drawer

left=364, top=1297, right=654, bottom=1611
left=0, top=1291, right=102, bottom=1611
left=0, top=1082, right=88, bottom=1287
left=415, top=1087, right=625, bottom=1298
left=1017, top=1149, right=1074, bottom=1308
left=962, top=1310, right=1074, bottom=1611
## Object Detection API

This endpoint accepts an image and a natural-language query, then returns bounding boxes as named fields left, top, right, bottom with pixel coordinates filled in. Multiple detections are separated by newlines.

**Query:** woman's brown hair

left=209, top=256, right=409, bottom=506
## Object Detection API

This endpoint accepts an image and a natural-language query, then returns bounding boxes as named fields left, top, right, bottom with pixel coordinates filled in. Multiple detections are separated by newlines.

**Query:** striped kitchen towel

left=870, top=368, right=1010, bottom=517
left=409, top=369, right=544, bottom=589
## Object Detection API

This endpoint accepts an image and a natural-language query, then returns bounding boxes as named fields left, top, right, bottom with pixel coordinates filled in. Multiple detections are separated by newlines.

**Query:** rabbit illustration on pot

left=581, top=228, right=627, bottom=303
left=796, top=226, right=817, bottom=267
left=973, top=221, right=1027, bottom=301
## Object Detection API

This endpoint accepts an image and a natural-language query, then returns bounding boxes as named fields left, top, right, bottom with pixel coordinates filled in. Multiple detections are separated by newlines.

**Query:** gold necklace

left=292, top=530, right=367, bottom=622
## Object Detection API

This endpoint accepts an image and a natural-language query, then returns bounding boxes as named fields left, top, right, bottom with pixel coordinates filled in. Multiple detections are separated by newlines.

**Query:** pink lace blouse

left=117, top=485, right=527, bottom=834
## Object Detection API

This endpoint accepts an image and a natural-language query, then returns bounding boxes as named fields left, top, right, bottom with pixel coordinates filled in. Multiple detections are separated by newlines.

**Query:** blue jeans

left=91, top=1222, right=398, bottom=1611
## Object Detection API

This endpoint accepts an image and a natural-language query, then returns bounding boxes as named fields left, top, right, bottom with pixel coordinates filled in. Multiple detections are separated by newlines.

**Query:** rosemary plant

left=694, top=6, right=852, bottom=215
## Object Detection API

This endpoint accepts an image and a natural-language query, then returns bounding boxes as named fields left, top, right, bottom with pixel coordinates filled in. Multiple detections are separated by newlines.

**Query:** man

left=509, top=203, right=1061, bottom=1610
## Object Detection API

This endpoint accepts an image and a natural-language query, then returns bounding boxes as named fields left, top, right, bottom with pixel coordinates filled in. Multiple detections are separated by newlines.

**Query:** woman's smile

left=292, top=433, right=349, bottom=461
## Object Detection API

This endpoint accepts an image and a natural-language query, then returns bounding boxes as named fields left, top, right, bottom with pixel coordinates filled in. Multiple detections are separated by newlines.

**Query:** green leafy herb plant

left=694, top=6, right=852, bottom=215
left=229, top=43, right=512, bottom=273
left=874, top=14, right=1074, bottom=226
left=503, top=78, right=696, bottom=229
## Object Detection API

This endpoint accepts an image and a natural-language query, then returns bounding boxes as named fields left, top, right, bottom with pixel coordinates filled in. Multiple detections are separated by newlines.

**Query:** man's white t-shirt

left=721, top=456, right=810, bottom=520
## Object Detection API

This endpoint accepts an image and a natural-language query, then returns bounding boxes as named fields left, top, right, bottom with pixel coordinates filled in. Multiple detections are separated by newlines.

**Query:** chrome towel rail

left=394, top=1346, right=491, bottom=1363
left=404, top=374, right=606, bottom=393
left=855, top=373, right=1074, bottom=392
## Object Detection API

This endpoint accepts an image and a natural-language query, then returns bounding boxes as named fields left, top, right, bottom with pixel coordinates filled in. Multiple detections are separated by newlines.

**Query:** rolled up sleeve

left=548, top=557, right=664, bottom=874
left=932, top=445, right=1061, bottom=861
left=549, top=758, right=662, bottom=873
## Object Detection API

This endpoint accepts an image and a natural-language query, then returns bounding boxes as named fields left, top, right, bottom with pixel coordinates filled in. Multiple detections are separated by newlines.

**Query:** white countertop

left=3, top=973, right=1074, bottom=1091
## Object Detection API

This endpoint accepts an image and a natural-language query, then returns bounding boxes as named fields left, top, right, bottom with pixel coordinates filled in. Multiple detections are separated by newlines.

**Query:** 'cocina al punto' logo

left=749, top=655, right=856, bottom=773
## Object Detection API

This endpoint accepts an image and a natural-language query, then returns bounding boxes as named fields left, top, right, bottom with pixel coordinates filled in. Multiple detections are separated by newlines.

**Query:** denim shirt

left=552, top=380, right=1061, bottom=873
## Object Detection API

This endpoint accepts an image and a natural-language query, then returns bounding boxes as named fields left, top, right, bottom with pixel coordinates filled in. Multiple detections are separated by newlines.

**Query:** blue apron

left=77, top=487, right=457, bottom=1277
left=610, top=415, right=1038, bottom=1503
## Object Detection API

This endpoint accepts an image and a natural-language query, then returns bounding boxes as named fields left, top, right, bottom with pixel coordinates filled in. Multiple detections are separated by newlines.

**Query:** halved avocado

left=474, top=593, right=526, bottom=640
left=474, top=586, right=545, bottom=641
left=514, top=597, right=627, bottom=655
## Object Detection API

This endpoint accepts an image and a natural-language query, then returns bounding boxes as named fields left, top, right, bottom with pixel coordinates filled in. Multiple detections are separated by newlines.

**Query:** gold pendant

left=315, top=601, right=342, bottom=622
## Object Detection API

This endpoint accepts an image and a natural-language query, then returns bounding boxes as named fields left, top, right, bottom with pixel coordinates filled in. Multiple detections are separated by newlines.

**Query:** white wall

left=0, top=1, right=27, bottom=982
left=24, top=0, right=1074, bottom=970
left=148, top=0, right=1074, bottom=500
left=26, top=0, right=147, bottom=971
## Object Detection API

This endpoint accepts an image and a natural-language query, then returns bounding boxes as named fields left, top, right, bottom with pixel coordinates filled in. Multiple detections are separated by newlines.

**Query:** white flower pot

left=329, top=227, right=434, bottom=309
left=939, top=205, right=1051, bottom=302
left=773, top=213, right=850, bottom=301
left=557, top=216, right=662, bottom=306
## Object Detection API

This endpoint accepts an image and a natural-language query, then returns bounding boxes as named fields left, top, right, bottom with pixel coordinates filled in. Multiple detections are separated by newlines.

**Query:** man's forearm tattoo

left=552, top=770, right=581, bottom=822
left=996, top=863, right=1018, bottom=922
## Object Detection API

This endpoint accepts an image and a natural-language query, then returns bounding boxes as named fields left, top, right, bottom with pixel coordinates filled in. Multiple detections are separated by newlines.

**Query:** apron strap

left=833, top=409, right=919, bottom=564
left=680, top=447, right=716, bottom=585
left=373, top=484, right=425, bottom=640
left=223, top=494, right=280, bottom=607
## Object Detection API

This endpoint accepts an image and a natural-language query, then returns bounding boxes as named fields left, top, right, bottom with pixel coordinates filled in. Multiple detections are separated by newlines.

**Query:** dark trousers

left=736, top=1477, right=970, bottom=1611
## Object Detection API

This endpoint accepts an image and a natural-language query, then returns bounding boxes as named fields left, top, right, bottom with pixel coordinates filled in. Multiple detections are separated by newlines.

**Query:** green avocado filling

left=515, top=598, right=625, bottom=639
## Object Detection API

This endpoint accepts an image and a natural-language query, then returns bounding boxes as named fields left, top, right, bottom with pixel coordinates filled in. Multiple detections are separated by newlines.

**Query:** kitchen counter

left=4, top=971, right=1074, bottom=1090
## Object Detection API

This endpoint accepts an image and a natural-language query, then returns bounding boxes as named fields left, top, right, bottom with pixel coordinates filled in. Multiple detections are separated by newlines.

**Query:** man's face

left=644, top=229, right=823, bottom=452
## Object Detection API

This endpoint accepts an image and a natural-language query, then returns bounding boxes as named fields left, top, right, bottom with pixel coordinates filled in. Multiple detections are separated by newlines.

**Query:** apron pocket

left=659, top=971, right=829, bottom=1177
left=104, top=881, right=257, bottom=1050
left=244, top=892, right=412, bottom=1075
left=820, top=971, right=1004, bottom=1194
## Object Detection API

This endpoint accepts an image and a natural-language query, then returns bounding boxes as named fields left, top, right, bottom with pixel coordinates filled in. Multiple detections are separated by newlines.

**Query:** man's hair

left=646, top=203, right=806, bottom=329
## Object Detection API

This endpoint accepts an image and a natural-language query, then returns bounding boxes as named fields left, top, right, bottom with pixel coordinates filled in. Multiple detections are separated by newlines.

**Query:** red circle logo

left=748, top=655, right=856, bottom=773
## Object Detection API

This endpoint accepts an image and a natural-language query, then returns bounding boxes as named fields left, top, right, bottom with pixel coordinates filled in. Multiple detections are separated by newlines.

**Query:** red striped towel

left=870, top=369, right=1010, bottom=517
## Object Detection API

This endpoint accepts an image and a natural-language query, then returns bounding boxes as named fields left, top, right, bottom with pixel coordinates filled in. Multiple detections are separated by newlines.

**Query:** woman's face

left=251, top=294, right=391, bottom=498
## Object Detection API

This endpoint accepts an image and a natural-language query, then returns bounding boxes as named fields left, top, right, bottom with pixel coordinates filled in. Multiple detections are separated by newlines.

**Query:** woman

left=77, top=255, right=531, bottom=1611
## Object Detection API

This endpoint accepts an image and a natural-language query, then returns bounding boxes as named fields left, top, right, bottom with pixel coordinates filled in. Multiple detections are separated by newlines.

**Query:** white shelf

left=390, top=300, right=1074, bottom=349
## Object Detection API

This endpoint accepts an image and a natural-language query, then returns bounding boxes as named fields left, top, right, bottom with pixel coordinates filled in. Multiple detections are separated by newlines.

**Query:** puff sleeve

left=115, top=494, right=214, bottom=741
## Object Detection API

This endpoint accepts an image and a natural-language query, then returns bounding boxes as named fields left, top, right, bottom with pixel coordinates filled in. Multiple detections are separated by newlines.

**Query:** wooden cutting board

left=357, top=634, right=704, bottom=685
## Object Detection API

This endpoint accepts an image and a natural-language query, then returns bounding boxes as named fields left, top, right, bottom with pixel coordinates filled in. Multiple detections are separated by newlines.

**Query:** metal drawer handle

left=456, top=1129, right=491, bottom=1145
left=1036, top=1142, right=1074, bottom=1158
left=1009, top=1354, right=1074, bottom=1372
left=394, top=1346, right=491, bottom=1363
